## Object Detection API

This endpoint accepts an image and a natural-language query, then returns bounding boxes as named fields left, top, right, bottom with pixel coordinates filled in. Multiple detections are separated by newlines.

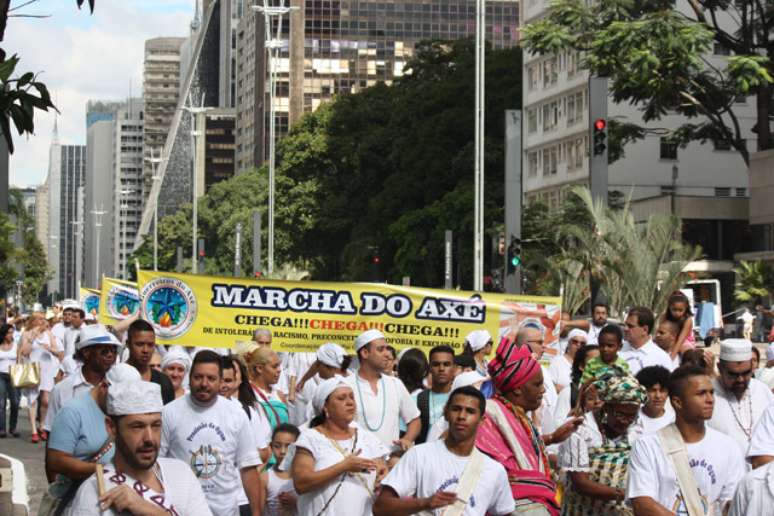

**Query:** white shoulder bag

left=657, top=424, right=708, bottom=516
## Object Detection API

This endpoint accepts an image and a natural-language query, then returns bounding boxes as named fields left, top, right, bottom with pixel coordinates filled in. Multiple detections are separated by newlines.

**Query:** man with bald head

left=515, top=325, right=559, bottom=437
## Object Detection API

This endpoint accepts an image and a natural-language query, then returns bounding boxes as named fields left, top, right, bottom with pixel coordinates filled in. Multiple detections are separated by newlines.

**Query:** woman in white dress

left=291, top=377, right=389, bottom=516
left=18, top=315, right=62, bottom=442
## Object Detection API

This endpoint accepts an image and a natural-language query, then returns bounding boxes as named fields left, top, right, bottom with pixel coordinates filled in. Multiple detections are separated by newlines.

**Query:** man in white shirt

left=621, top=306, right=675, bottom=376
left=708, top=339, right=774, bottom=458
left=50, top=305, right=75, bottom=350
left=374, top=386, right=515, bottom=516
left=627, top=365, right=745, bottom=515
left=62, top=308, right=86, bottom=362
left=66, top=381, right=212, bottom=516
left=43, top=325, right=120, bottom=433
left=345, top=329, right=421, bottom=450
left=161, top=350, right=262, bottom=516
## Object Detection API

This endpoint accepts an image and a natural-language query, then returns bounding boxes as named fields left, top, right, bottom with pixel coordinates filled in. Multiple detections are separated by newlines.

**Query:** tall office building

left=35, top=180, right=49, bottom=263
left=235, top=0, right=520, bottom=173
left=45, top=129, right=86, bottom=299
left=143, top=37, right=186, bottom=202
left=113, top=100, right=145, bottom=279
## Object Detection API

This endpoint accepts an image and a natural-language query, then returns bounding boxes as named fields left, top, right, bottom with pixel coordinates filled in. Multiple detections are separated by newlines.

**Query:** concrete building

left=34, top=179, right=48, bottom=263
left=84, top=101, right=121, bottom=288
left=199, top=108, right=237, bottom=192
left=113, top=100, right=145, bottom=279
left=234, top=0, right=520, bottom=173
left=44, top=126, right=86, bottom=300
left=520, top=2, right=757, bottom=310
left=143, top=37, right=185, bottom=203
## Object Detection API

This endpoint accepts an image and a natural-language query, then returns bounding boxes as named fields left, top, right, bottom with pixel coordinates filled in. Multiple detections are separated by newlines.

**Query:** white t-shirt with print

left=160, top=395, right=262, bottom=516
left=382, top=439, right=515, bottom=516
left=65, top=457, right=212, bottom=516
left=620, top=340, right=675, bottom=376
left=292, top=423, right=389, bottom=516
left=345, top=372, right=421, bottom=447
left=627, top=427, right=745, bottom=514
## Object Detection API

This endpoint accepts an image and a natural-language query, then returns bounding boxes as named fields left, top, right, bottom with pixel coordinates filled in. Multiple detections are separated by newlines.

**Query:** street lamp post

left=182, top=95, right=212, bottom=274
left=90, top=204, right=106, bottom=288
left=251, top=0, right=298, bottom=275
left=473, top=0, right=486, bottom=292
left=145, top=148, right=164, bottom=271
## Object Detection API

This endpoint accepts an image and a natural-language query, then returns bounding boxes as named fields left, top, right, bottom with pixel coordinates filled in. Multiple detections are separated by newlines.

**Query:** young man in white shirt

left=161, top=350, right=262, bottom=516
left=708, top=339, right=774, bottom=458
left=621, top=306, right=675, bottom=376
left=629, top=365, right=674, bottom=442
left=374, top=386, right=515, bottom=516
left=66, top=381, right=212, bottom=516
left=62, top=308, right=85, bottom=362
left=345, top=329, right=421, bottom=450
left=627, top=365, right=745, bottom=515
left=415, top=345, right=455, bottom=444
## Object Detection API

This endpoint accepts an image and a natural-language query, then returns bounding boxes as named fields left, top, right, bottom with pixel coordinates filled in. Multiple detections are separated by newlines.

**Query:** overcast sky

left=6, top=0, right=193, bottom=188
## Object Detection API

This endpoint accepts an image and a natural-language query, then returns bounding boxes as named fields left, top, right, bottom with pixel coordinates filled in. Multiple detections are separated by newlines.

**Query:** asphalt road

left=0, top=407, right=48, bottom=515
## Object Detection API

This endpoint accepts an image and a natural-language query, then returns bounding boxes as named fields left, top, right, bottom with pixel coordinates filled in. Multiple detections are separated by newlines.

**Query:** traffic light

left=506, top=237, right=522, bottom=274
left=368, top=247, right=382, bottom=281
left=593, top=118, right=607, bottom=156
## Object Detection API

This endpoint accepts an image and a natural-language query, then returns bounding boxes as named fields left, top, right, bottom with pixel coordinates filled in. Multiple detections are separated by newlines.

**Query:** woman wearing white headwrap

left=291, top=377, right=389, bottom=516
left=548, top=329, right=587, bottom=391
left=293, top=343, right=352, bottom=425
left=462, top=329, right=493, bottom=377
left=161, top=349, right=191, bottom=399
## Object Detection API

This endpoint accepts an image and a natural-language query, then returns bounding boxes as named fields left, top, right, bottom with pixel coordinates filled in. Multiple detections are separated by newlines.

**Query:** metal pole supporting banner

left=473, top=0, right=486, bottom=292
left=504, top=110, right=522, bottom=294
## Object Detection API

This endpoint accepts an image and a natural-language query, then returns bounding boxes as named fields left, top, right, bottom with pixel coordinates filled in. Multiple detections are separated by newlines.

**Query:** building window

left=736, top=187, right=747, bottom=197
left=713, top=43, right=731, bottom=55
left=527, top=108, right=537, bottom=134
left=528, top=151, right=539, bottom=177
left=542, top=57, right=558, bottom=88
left=714, top=187, right=731, bottom=197
left=542, top=101, right=558, bottom=132
left=542, top=147, right=557, bottom=176
left=659, top=138, right=678, bottom=160
left=527, top=65, right=538, bottom=91
left=566, top=91, right=583, bottom=126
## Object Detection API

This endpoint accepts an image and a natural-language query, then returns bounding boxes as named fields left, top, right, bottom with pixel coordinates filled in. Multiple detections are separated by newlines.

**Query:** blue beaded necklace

left=356, top=374, right=386, bottom=432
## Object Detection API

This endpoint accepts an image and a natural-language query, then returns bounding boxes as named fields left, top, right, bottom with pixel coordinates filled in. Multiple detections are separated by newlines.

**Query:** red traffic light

left=372, top=256, right=381, bottom=264
left=594, top=119, right=607, bottom=131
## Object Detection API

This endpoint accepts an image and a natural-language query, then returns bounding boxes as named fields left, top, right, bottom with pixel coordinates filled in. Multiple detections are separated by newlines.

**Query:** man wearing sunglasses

left=43, top=325, right=122, bottom=437
left=709, top=339, right=773, bottom=459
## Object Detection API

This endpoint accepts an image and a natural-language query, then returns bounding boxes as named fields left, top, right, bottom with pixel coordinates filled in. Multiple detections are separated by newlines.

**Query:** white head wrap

left=566, top=329, right=588, bottom=344
left=76, top=324, right=121, bottom=351
left=161, top=349, right=191, bottom=372
left=105, top=363, right=142, bottom=385
left=311, top=377, right=351, bottom=415
left=465, top=330, right=492, bottom=352
left=355, top=329, right=386, bottom=351
left=317, top=343, right=345, bottom=368
left=107, top=380, right=163, bottom=416
left=451, top=371, right=488, bottom=391
left=720, top=339, right=753, bottom=362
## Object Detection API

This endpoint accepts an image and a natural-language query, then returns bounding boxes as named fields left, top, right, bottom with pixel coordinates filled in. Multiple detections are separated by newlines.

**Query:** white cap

left=317, top=343, right=345, bottom=368
left=566, top=329, right=588, bottom=343
left=355, top=329, right=385, bottom=351
left=719, top=338, right=753, bottom=362
left=465, top=330, right=492, bottom=352
left=105, top=363, right=142, bottom=385
left=107, top=381, right=163, bottom=416
left=766, top=344, right=774, bottom=362
left=76, top=324, right=121, bottom=351
left=451, top=370, right=488, bottom=391
left=62, top=299, right=81, bottom=310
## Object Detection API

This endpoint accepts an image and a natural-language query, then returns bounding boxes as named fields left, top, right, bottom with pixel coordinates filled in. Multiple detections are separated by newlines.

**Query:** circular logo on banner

left=106, top=287, right=141, bottom=320
left=141, top=277, right=197, bottom=339
left=82, top=294, right=99, bottom=316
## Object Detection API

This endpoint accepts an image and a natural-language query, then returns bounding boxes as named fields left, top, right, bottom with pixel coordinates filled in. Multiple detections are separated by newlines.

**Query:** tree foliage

left=521, top=0, right=774, bottom=165
left=733, top=260, right=774, bottom=305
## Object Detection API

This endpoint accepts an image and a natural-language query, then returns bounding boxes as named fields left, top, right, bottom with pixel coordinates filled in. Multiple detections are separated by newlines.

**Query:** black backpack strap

left=416, top=389, right=431, bottom=444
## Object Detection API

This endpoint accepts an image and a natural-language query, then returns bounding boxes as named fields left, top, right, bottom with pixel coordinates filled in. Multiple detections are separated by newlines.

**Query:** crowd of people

left=2, top=295, right=774, bottom=515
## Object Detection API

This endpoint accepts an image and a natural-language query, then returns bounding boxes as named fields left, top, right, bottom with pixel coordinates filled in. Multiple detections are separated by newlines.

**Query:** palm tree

left=734, top=260, right=773, bottom=306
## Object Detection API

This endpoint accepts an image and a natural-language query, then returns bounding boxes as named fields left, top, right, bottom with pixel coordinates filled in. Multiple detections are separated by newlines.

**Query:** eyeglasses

left=723, top=369, right=753, bottom=379
left=92, top=346, right=117, bottom=356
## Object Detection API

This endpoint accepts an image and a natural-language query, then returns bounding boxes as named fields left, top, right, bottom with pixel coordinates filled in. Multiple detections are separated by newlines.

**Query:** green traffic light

left=510, top=256, right=521, bottom=267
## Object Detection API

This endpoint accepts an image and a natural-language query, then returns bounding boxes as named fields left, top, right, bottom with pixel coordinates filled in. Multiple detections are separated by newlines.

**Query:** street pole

left=504, top=110, right=522, bottom=294
left=145, top=148, right=164, bottom=271
left=91, top=205, right=106, bottom=288
left=473, top=0, right=486, bottom=292
left=444, top=230, right=453, bottom=290
left=253, top=210, right=262, bottom=276
left=234, top=222, right=242, bottom=276
left=182, top=95, right=212, bottom=274
left=252, top=1, right=298, bottom=275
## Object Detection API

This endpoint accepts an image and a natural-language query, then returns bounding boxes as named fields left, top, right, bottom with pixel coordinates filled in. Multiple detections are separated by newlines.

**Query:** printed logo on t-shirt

left=190, top=444, right=224, bottom=480
left=437, top=476, right=476, bottom=508
left=671, top=491, right=709, bottom=516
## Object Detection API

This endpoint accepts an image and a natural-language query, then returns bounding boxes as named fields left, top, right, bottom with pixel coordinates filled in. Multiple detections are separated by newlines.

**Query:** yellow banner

left=98, top=276, right=141, bottom=326
left=136, top=269, right=562, bottom=353
left=79, top=288, right=100, bottom=316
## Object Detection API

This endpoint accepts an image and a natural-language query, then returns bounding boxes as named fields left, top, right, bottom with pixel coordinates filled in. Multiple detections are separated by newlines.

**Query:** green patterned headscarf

left=593, top=373, right=647, bottom=405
